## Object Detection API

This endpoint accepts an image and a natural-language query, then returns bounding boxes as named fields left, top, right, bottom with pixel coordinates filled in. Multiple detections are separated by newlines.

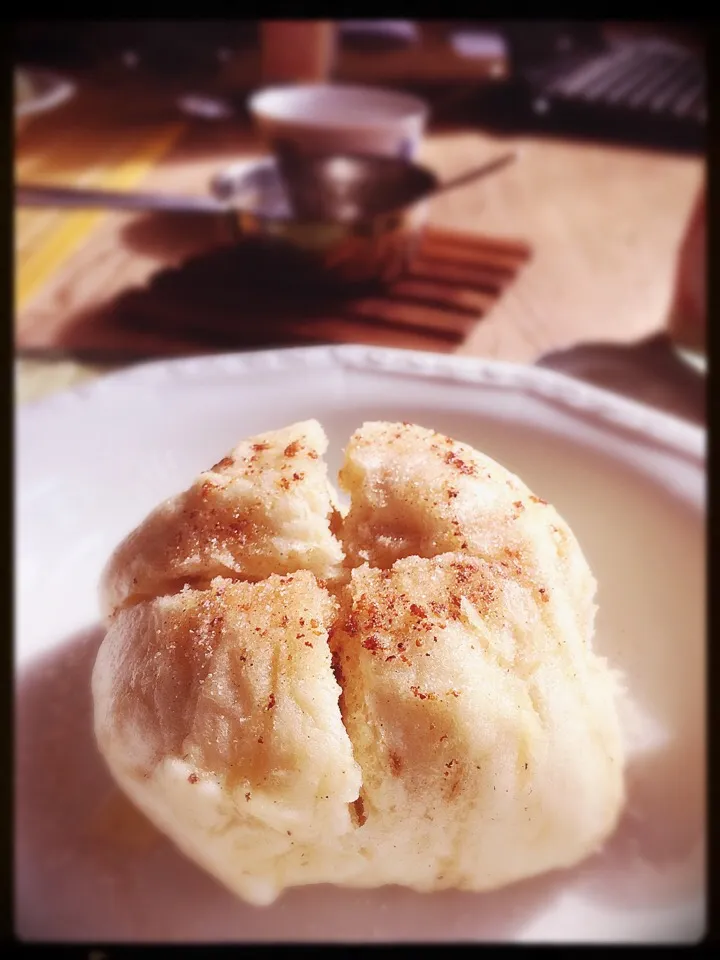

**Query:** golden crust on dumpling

left=329, top=553, right=624, bottom=891
left=339, top=420, right=596, bottom=638
left=92, top=571, right=363, bottom=902
left=100, top=420, right=344, bottom=617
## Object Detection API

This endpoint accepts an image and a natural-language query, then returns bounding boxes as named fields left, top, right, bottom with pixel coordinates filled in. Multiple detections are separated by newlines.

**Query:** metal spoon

left=425, top=150, right=517, bottom=201
left=15, top=151, right=517, bottom=218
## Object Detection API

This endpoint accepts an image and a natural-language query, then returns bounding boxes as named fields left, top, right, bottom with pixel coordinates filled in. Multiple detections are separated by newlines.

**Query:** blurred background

left=15, top=19, right=705, bottom=148
left=14, top=19, right=706, bottom=419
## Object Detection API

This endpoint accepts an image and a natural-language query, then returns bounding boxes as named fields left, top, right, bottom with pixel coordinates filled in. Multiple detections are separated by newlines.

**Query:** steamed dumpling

left=100, top=420, right=344, bottom=616
left=329, top=552, right=623, bottom=893
left=92, top=419, right=625, bottom=906
left=93, top=571, right=362, bottom=905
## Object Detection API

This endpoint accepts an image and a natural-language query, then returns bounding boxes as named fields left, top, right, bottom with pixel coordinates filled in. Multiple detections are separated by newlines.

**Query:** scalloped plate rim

left=17, top=346, right=705, bottom=462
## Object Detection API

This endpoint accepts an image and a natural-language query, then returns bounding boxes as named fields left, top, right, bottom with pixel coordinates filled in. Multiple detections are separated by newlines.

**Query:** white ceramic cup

left=247, top=83, right=429, bottom=160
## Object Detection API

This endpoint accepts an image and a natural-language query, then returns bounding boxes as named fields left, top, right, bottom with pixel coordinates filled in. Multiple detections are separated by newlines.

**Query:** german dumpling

left=92, top=420, right=625, bottom=905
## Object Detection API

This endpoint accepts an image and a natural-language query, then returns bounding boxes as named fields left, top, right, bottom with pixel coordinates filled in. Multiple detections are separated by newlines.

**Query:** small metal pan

left=17, top=151, right=515, bottom=285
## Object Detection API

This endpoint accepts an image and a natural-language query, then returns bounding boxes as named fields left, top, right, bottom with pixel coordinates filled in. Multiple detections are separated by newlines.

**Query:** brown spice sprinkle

left=365, top=603, right=382, bottom=631
left=304, top=641, right=314, bottom=647
left=266, top=694, right=276, bottom=711
left=278, top=477, right=291, bottom=490
left=530, top=495, right=548, bottom=505
left=513, top=500, right=525, bottom=511
left=252, top=442, right=271, bottom=451
left=450, top=562, right=472, bottom=585
left=444, top=450, right=476, bottom=475
left=211, top=455, right=234, bottom=471
left=346, top=557, right=506, bottom=664
left=292, top=472, right=305, bottom=482
left=227, top=517, right=253, bottom=541
left=283, top=440, right=302, bottom=457
left=448, top=488, right=459, bottom=499
left=307, top=450, right=319, bottom=459
left=199, top=480, right=216, bottom=500
left=187, top=773, right=198, bottom=784
left=362, top=635, right=383, bottom=653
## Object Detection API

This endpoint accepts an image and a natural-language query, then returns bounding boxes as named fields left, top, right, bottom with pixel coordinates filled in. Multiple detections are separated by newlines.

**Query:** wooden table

left=15, top=79, right=703, bottom=408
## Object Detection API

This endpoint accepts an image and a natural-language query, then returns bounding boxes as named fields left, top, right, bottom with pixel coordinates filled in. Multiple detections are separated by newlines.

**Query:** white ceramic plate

left=15, top=345, right=706, bottom=944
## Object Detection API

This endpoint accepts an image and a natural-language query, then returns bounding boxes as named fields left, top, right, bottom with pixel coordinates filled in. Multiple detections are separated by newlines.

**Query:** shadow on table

left=15, top=615, right=703, bottom=941
left=538, top=335, right=706, bottom=426
left=40, top=211, right=531, bottom=359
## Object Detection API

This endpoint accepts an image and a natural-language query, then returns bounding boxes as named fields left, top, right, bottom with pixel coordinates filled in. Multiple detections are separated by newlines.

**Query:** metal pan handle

left=15, top=183, right=226, bottom=215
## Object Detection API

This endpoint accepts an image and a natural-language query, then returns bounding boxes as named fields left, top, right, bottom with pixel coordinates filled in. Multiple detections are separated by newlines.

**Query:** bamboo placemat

left=16, top=225, right=531, bottom=358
